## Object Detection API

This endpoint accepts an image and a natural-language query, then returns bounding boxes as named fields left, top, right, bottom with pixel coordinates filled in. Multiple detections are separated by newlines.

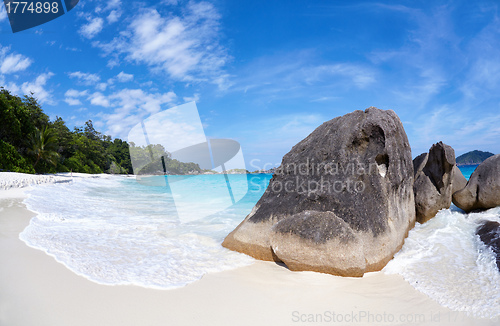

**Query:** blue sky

left=1, top=0, right=500, bottom=169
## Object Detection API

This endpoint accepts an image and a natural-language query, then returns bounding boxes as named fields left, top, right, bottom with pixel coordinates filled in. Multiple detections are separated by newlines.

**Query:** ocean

left=20, top=174, right=271, bottom=289
left=457, top=164, right=479, bottom=180
left=20, top=166, right=500, bottom=318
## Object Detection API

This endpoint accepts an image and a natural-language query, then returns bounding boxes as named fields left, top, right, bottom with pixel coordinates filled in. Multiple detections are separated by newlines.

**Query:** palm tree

left=28, top=126, right=59, bottom=172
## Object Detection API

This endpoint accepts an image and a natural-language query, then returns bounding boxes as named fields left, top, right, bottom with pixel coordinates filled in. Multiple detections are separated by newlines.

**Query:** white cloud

left=6, top=72, right=55, bottom=105
left=93, top=2, right=230, bottom=88
left=303, top=64, right=376, bottom=88
left=232, top=50, right=376, bottom=102
left=89, top=92, right=111, bottom=107
left=85, top=88, right=178, bottom=138
left=87, top=88, right=178, bottom=136
left=0, top=46, right=33, bottom=74
left=310, top=96, right=341, bottom=102
left=64, top=89, right=88, bottom=106
left=65, top=89, right=88, bottom=98
left=107, top=10, right=121, bottom=23
left=0, top=45, right=55, bottom=105
left=81, top=0, right=121, bottom=31
left=80, top=17, right=104, bottom=39
left=68, top=71, right=101, bottom=85
left=105, top=0, right=121, bottom=10
left=109, top=88, right=176, bottom=115
left=162, top=0, right=179, bottom=5
left=183, top=93, right=200, bottom=103
left=0, top=53, right=33, bottom=74
left=116, top=71, right=133, bottom=82
left=460, top=18, right=500, bottom=100
left=94, top=0, right=120, bottom=16
left=367, top=4, right=459, bottom=108
left=65, top=98, right=83, bottom=106
left=409, top=106, right=500, bottom=156
left=96, top=82, right=108, bottom=91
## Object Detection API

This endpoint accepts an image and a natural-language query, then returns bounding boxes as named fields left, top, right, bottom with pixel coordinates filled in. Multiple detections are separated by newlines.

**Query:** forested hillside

left=0, top=87, right=207, bottom=175
left=456, top=150, right=495, bottom=166
left=0, top=88, right=133, bottom=174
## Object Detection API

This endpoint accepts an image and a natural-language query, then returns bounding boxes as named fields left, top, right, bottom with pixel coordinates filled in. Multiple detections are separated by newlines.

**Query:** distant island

left=456, top=150, right=495, bottom=166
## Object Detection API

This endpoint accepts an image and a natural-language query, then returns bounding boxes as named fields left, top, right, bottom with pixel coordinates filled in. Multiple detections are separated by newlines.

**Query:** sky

left=1, top=0, right=500, bottom=170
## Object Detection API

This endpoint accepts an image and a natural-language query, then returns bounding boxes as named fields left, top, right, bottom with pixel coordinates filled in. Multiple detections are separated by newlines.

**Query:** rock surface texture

left=452, top=165, right=468, bottom=194
left=222, top=107, right=416, bottom=277
left=453, top=154, right=500, bottom=212
left=476, top=220, right=500, bottom=271
left=413, top=142, right=458, bottom=223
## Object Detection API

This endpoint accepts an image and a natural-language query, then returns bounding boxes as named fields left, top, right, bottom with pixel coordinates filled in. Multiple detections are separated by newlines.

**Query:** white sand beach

left=0, top=173, right=497, bottom=326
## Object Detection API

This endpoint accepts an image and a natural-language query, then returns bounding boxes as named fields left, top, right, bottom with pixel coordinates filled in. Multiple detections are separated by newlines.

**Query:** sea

left=20, top=174, right=271, bottom=289
left=20, top=165, right=500, bottom=319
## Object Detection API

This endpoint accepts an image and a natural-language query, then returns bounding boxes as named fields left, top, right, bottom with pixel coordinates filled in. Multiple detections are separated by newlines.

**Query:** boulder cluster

left=453, top=155, right=500, bottom=212
left=222, top=107, right=500, bottom=276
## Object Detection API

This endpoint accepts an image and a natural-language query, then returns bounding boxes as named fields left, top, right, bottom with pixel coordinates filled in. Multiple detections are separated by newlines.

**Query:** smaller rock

left=452, top=165, right=468, bottom=193
left=453, top=154, right=500, bottom=212
left=413, top=142, right=456, bottom=223
left=413, top=152, right=428, bottom=175
left=476, top=220, right=500, bottom=271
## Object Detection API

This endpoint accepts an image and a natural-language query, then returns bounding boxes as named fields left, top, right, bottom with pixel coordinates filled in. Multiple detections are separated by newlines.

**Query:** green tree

left=28, top=126, right=59, bottom=172
left=0, top=139, right=35, bottom=173
left=83, top=120, right=102, bottom=141
left=107, top=138, right=133, bottom=174
left=0, top=89, right=49, bottom=156
left=51, top=117, right=74, bottom=157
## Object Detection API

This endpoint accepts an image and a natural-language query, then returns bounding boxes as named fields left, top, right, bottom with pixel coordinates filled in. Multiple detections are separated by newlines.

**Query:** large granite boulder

left=222, top=107, right=416, bottom=276
left=453, top=155, right=500, bottom=212
left=476, top=220, right=500, bottom=271
left=413, top=142, right=457, bottom=223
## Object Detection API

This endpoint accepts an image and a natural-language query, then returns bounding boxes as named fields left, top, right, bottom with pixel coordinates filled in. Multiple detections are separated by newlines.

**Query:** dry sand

left=0, top=173, right=497, bottom=326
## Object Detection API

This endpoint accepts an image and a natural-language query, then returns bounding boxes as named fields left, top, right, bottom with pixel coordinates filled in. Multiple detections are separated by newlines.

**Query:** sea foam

left=384, top=206, right=500, bottom=319
left=20, top=175, right=266, bottom=289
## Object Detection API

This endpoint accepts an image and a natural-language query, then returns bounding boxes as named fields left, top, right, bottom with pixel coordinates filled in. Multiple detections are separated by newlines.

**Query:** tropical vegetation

left=456, top=150, right=495, bottom=166
left=0, top=87, right=134, bottom=174
left=0, top=86, right=237, bottom=175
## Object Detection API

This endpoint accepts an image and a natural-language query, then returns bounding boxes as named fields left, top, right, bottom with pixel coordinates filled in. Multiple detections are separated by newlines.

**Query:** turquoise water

left=458, top=164, right=479, bottom=180
left=20, top=174, right=272, bottom=289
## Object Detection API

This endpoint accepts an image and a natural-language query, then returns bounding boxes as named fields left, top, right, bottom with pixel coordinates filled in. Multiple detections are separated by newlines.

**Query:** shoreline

left=0, top=173, right=497, bottom=325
